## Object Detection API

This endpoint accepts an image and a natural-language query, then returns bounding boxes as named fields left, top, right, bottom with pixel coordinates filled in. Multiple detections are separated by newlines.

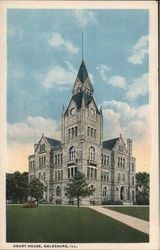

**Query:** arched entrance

left=120, top=186, right=125, bottom=201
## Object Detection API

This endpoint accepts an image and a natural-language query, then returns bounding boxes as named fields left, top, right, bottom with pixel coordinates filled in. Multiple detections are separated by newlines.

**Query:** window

left=91, top=128, right=93, bottom=137
left=132, top=163, right=134, bottom=171
left=101, top=171, right=103, bottom=181
left=55, top=171, right=57, bottom=181
left=118, top=173, right=120, bottom=182
left=101, top=154, right=103, bottom=164
left=107, top=155, right=109, bottom=165
left=104, top=155, right=106, bottom=165
left=95, top=169, right=97, bottom=179
left=89, top=147, right=95, bottom=161
left=56, top=186, right=61, bottom=197
left=61, top=154, right=63, bottom=164
left=55, top=155, right=57, bottom=164
left=132, top=176, right=134, bottom=185
left=87, top=167, right=90, bottom=178
left=68, top=168, right=70, bottom=179
left=118, top=157, right=120, bottom=167
left=87, top=127, right=90, bottom=136
left=91, top=168, right=93, bottom=178
left=72, top=128, right=74, bottom=138
left=106, top=172, right=109, bottom=181
left=104, top=171, right=106, bottom=181
left=123, top=174, right=125, bottom=181
left=58, top=154, right=60, bottom=164
left=103, top=186, right=107, bottom=197
left=44, top=156, right=46, bottom=166
left=123, top=159, right=125, bottom=168
left=75, top=126, right=78, bottom=137
left=40, top=144, right=45, bottom=152
left=94, top=129, right=96, bottom=138
left=69, top=146, right=77, bottom=160
left=120, top=158, right=122, bottom=167
left=68, top=129, right=70, bottom=139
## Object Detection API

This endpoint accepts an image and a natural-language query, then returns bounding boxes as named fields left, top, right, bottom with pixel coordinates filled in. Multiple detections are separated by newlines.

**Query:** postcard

left=0, top=1, right=159, bottom=250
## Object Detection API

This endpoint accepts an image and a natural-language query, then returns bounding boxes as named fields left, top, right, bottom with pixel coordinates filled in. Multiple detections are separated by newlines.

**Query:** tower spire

left=82, top=32, right=84, bottom=61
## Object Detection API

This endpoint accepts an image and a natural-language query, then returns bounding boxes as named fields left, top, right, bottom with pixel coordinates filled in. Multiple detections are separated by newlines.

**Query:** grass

left=7, top=205, right=149, bottom=243
left=105, top=206, right=149, bottom=221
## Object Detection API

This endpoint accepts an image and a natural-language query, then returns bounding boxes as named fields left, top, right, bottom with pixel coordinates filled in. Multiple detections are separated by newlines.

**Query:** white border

left=0, top=1, right=159, bottom=250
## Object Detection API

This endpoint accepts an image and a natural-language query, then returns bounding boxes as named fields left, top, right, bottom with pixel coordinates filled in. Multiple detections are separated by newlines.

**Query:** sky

left=7, top=9, right=150, bottom=173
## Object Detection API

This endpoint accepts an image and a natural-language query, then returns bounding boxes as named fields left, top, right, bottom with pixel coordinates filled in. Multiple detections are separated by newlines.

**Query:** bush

left=102, top=200, right=123, bottom=205
left=24, top=200, right=37, bottom=208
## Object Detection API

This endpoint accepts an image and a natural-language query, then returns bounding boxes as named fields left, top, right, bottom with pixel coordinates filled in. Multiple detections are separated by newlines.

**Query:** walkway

left=89, top=206, right=149, bottom=235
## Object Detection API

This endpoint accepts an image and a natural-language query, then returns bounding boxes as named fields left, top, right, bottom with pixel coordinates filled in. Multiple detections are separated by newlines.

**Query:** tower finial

left=82, top=32, right=84, bottom=61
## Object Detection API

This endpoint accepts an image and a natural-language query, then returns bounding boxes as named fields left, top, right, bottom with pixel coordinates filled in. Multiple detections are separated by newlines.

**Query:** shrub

left=24, top=200, right=37, bottom=208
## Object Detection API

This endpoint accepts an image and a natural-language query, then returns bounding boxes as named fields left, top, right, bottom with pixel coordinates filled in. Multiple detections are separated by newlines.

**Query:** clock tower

left=61, top=60, right=103, bottom=205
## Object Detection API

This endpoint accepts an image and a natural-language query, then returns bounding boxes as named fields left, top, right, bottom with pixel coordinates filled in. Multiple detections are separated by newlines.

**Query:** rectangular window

left=107, top=172, right=109, bottom=181
left=104, top=155, right=106, bottom=165
left=55, top=171, right=57, bottom=181
left=71, top=168, right=73, bottom=177
left=118, top=157, right=120, bottom=167
left=123, top=159, right=125, bottom=168
left=123, top=174, right=125, bottom=181
left=95, top=169, right=97, bottom=179
left=107, top=155, right=109, bottom=165
left=101, top=171, right=103, bottom=181
left=120, top=158, right=122, bottom=167
left=61, top=154, right=63, bottom=164
left=132, top=176, right=134, bottom=185
left=55, top=155, right=57, bottom=164
left=118, top=173, right=120, bottom=182
left=58, top=170, right=60, bottom=180
left=104, top=171, right=106, bottom=181
left=91, top=168, right=93, bottom=178
left=132, top=163, right=134, bottom=171
left=101, top=154, right=103, bottom=164
left=68, top=129, right=70, bottom=139
left=94, top=129, right=96, bottom=138
left=61, top=170, right=63, bottom=180
left=87, top=127, right=90, bottom=136
left=58, top=154, right=60, bottom=165
left=68, top=168, right=70, bottom=179
left=75, top=126, right=77, bottom=137
left=91, top=128, right=93, bottom=137
left=72, top=128, right=74, bottom=138
left=75, top=167, right=77, bottom=176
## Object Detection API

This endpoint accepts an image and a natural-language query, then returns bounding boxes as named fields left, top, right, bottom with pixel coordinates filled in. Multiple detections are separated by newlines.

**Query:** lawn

left=105, top=206, right=149, bottom=221
left=7, top=205, right=149, bottom=243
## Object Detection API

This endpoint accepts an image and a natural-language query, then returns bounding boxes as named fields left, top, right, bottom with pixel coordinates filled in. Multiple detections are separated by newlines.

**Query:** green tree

left=29, top=178, right=46, bottom=206
left=65, top=171, right=95, bottom=207
left=6, top=171, right=28, bottom=203
left=136, top=172, right=149, bottom=205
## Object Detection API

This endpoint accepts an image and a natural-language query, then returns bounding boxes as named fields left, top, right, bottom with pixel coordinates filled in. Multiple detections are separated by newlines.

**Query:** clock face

left=70, top=108, right=75, bottom=116
left=90, top=108, right=94, bottom=116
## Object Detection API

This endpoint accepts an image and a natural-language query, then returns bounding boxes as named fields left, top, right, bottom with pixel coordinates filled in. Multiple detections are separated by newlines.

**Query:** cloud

left=8, top=116, right=61, bottom=144
left=108, top=75, right=127, bottom=89
left=75, top=10, right=96, bottom=27
left=8, top=62, right=25, bottom=82
left=96, top=64, right=111, bottom=81
left=102, top=100, right=150, bottom=143
left=126, top=73, right=148, bottom=100
left=42, top=61, right=77, bottom=88
left=48, top=32, right=79, bottom=54
left=128, top=35, right=149, bottom=64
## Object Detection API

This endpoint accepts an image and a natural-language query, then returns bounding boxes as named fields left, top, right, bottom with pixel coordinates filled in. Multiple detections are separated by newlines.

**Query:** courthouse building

left=28, top=59, right=136, bottom=205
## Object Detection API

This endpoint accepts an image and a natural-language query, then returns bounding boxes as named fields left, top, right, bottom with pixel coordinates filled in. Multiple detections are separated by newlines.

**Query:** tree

left=136, top=172, right=149, bottom=205
left=6, top=171, right=29, bottom=203
left=65, top=171, right=95, bottom=207
left=29, top=178, right=46, bottom=206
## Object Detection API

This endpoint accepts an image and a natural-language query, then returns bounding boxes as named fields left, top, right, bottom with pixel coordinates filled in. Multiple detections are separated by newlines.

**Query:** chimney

left=127, top=138, right=132, bottom=157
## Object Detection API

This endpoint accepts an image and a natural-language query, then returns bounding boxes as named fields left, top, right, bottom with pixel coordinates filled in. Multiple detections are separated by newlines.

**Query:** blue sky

left=7, top=9, right=150, bottom=172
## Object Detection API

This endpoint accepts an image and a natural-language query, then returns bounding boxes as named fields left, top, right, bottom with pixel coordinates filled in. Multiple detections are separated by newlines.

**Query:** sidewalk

left=89, top=206, right=149, bottom=235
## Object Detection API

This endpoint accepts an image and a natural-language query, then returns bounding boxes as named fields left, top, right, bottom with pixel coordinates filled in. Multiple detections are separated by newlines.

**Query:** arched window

left=69, top=146, right=77, bottom=160
left=102, top=186, right=107, bottom=197
left=89, top=147, right=95, bottom=161
left=56, top=186, right=61, bottom=197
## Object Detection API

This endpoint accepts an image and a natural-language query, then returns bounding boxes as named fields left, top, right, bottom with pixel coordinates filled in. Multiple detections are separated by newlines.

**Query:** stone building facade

left=28, top=60, right=136, bottom=205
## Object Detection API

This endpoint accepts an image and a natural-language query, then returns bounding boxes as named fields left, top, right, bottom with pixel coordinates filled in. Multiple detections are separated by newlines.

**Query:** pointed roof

left=65, top=92, right=100, bottom=115
left=45, top=137, right=61, bottom=147
left=77, top=60, right=89, bottom=83
left=103, top=138, right=119, bottom=150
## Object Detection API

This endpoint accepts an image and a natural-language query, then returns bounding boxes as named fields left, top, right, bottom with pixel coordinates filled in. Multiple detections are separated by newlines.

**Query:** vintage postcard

left=0, top=1, right=159, bottom=250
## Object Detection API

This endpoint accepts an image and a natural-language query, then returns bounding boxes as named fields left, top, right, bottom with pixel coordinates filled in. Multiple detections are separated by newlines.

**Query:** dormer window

left=40, top=144, right=45, bottom=152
